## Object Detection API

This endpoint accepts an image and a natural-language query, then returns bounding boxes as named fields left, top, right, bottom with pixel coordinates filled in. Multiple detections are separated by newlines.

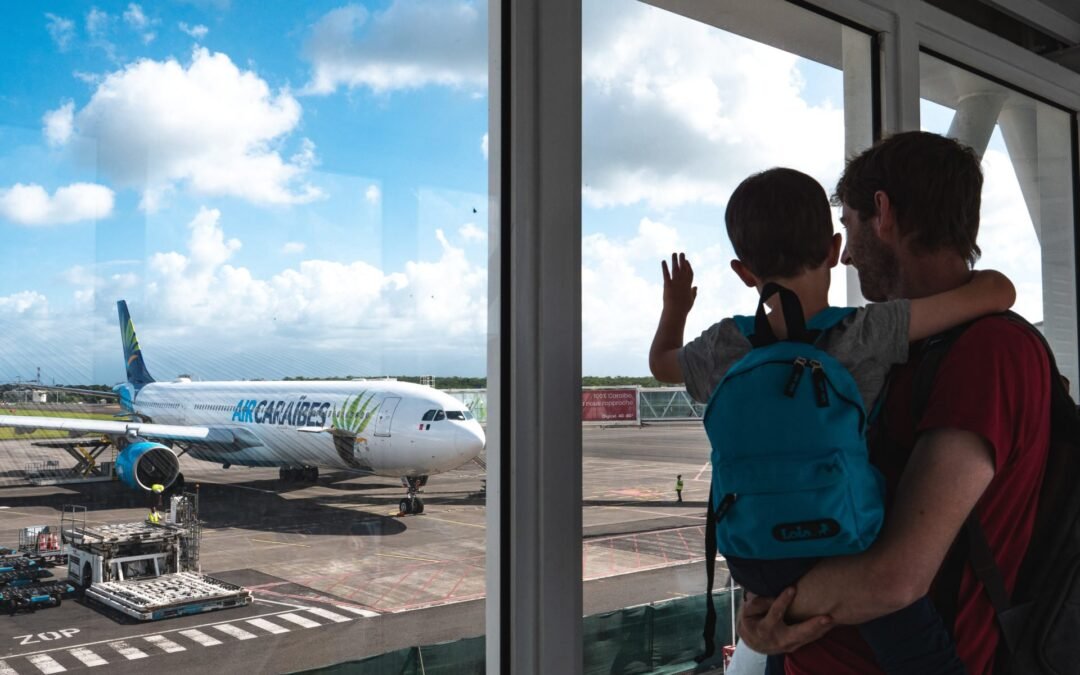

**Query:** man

left=676, top=474, right=684, bottom=503
left=147, top=505, right=161, bottom=525
left=737, top=131, right=1051, bottom=675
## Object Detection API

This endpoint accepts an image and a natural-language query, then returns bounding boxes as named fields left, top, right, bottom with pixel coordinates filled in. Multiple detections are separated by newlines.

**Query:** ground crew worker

left=147, top=506, right=161, bottom=525
left=151, top=482, right=165, bottom=508
left=676, top=475, right=683, bottom=503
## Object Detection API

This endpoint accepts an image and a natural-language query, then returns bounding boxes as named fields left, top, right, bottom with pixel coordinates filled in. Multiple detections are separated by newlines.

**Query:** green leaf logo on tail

left=331, top=392, right=378, bottom=438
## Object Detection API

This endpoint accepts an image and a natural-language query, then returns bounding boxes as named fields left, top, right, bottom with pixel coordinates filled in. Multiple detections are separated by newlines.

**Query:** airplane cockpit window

left=422, top=410, right=437, bottom=421
left=434, top=410, right=446, bottom=421
left=446, top=410, right=467, bottom=420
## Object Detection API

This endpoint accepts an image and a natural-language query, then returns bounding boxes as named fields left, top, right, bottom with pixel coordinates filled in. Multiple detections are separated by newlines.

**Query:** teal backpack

left=698, top=283, right=885, bottom=662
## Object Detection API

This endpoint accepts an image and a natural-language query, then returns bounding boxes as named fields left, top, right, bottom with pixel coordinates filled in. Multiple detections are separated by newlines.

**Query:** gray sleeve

left=678, top=318, right=752, bottom=404
left=848, top=300, right=911, bottom=367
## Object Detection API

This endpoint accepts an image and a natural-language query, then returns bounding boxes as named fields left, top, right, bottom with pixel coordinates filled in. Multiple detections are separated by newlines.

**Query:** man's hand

left=662, top=252, right=697, bottom=317
left=737, top=588, right=833, bottom=654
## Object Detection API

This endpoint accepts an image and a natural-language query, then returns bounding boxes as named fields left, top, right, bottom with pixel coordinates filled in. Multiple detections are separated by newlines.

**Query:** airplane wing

left=0, top=415, right=222, bottom=443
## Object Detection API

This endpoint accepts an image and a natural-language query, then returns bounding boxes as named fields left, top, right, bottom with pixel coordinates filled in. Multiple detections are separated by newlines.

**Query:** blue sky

left=0, top=1, right=1046, bottom=385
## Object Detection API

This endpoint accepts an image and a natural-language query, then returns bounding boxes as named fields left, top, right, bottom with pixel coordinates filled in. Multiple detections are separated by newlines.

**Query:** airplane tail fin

left=118, top=300, right=155, bottom=390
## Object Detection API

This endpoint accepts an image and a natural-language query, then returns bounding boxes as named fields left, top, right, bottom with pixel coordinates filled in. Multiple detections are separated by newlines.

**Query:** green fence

left=298, top=590, right=740, bottom=674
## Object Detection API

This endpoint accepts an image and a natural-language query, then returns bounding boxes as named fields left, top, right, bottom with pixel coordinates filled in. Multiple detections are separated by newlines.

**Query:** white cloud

left=45, top=13, right=75, bottom=51
left=481, top=133, right=488, bottom=160
left=50, top=47, right=322, bottom=210
left=0, top=183, right=115, bottom=226
left=86, top=8, right=109, bottom=38
left=282, top=241, right=306, bottom=254
left=303, top=1, right=486, bottom=95
left=459, top=222, right=484, bottom=242
left=365, top=184, right=381, bottom=204
left=42, top=101, right=74, bottom=146
left=179, top=22, right=209, bottom=39
left=123, top=4, right=149, bottom=30
left=581, top=0, right=843, bottom=209
left=0, top=292, right=49, bottom=318
left=63, top=265, right=139, bottom=308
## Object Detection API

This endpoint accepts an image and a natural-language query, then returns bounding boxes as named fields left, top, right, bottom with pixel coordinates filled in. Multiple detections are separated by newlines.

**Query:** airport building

left=0, top=1, right=1078, bottom=674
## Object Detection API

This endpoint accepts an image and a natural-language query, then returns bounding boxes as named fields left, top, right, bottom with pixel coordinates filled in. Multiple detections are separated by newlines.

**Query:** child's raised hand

left=662, top=252, right=697, bottom=316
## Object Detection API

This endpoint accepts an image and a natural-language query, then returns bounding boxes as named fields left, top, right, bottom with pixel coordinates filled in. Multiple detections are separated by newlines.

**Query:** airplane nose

left=456, top=422, right=486, bottom=462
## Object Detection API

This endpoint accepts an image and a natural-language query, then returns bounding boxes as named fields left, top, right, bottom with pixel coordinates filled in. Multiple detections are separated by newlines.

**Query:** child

left=650, top=167, right=1015, bottom=675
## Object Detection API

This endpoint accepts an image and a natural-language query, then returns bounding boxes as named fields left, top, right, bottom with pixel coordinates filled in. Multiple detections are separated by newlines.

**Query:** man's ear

left=730, top=259, right=759, bottom=288
left=826, top=232, right=842, bottom=268
left=872, top=190, right=897, bottom=242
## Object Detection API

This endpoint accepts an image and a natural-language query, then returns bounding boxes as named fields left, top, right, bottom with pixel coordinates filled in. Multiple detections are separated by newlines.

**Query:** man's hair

left=725, top=168, right=834, bottom=279
left=833, top=131, right=982, bottom=265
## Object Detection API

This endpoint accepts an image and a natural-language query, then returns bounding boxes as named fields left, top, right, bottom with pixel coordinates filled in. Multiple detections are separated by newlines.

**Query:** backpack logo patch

left=772, top=519, right=841, bottom=542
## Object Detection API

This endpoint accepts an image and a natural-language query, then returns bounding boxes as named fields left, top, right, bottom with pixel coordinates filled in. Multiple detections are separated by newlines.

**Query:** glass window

left=422, top=409, right=438, bottom=421
left=0, top=1, right=489, bottom=671
left=434, top=410, right=446, bottom=421
left=920, top=52, right=1078, bottom=390
left=446, top=410, right=467, bottom=420
left=581, top=0, right=874, bottom=665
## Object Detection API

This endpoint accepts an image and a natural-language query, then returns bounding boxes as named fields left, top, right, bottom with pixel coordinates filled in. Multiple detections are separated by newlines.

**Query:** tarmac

left=0, top=423, right=732, bottom=673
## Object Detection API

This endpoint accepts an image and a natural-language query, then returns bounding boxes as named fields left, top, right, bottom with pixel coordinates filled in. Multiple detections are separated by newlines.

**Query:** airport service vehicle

left=0, top=300, right=486, bottom=514
left=17, top=525, right=67, bottom=567
left=0, top=552, right=73, bottom=614
left=62, top=502, right=252, bottom=621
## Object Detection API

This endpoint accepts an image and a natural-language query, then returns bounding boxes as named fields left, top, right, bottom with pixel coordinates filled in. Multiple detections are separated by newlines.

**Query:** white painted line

left=109, top=641, right=148, bottom=661
left=212, top=624, right=257, bottom=641
left=246, top=618, right=290, bottom=634
left=277, top=613, right=321, bottom=629
left=178, top=629, right=222, bottom=647
left=68, top=648, right=108, bottom=667
left=27, top=654, right=66, bottom=674
left=143, top=635, right=186, bottom=653
left=0, top=660, right=16, bottom=675
left=337, top=605, right=380, bottom=617
left=304, top=607, right=351, bottom=623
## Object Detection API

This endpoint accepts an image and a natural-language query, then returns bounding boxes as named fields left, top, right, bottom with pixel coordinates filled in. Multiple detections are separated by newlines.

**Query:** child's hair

left=724, top=167, right=834, bottom=279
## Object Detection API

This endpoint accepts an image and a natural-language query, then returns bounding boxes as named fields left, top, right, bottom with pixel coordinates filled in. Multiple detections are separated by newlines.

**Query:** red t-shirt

left=787, top=316, right=1051, bottom=675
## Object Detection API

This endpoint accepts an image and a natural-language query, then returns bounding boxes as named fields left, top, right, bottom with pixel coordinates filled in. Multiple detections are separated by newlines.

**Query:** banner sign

left=581, top=388, right=638, bottom=422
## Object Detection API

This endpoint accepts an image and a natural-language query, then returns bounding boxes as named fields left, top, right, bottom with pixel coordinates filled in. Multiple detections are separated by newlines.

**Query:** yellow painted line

left=418, top=515, right=486, bottom=529
left=376, top=551, right=444, bottom=563
left=249, top=538, right=310, bottom=548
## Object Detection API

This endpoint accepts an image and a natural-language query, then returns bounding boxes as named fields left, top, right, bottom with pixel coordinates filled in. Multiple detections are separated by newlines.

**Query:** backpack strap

left=751, top=283, right=815, bottom=347
left=698, top=484, right=737, bottom=664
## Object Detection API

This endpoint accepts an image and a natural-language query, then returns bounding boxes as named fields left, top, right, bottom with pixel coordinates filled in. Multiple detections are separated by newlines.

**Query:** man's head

left=725, top=168, right=837, bottom=283
left=834, top=131, right=983, bottom=300
left=677, top=475, right=682, bottom=479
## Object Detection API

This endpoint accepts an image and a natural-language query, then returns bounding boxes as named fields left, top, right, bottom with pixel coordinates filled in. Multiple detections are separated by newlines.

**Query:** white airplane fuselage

left=130, top=379, right=485, bottom=478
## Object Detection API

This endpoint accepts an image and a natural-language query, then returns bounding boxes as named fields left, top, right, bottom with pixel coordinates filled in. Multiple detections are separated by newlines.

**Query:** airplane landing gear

left=398, top=476, right=428, bottom=515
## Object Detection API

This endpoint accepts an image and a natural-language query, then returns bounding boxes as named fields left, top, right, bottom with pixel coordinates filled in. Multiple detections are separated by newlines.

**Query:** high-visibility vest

left=152, top=484, right=165, bottom=494
left=676, top=479, right=684, bottom=491
left=148, top=511, right=161, bottom=524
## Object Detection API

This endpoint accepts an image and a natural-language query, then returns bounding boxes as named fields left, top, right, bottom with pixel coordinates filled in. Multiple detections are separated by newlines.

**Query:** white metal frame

left=488, top=2, right=1080, bottom=673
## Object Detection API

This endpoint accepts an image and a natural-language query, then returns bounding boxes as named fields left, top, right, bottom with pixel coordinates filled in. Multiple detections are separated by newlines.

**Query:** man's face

left=840, top=203, right=899, bottom=302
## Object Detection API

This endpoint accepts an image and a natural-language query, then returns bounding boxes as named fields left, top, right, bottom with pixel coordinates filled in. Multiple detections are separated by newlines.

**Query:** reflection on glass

left=0, top=1, right=488, bottom=670
left=920, top=52, right=1077, bottom=390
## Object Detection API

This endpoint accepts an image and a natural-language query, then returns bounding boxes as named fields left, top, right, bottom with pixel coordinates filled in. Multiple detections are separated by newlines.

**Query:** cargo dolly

left=0, top=580, right=74, bottom=615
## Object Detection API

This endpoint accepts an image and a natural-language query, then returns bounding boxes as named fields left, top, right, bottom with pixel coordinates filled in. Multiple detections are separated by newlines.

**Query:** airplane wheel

left=399, top=498, right=412, bottom=515
left=413, top=499, right=425, bottom=515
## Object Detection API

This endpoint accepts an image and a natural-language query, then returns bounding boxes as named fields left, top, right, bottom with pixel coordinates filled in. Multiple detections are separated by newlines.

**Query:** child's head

left=725, top=168, right=837, bottom=282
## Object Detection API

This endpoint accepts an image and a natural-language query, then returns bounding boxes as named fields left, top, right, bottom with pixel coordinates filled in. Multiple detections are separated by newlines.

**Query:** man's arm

left=649, top=253, right=697, bottom=383
left=907, top=270, right=1014, bottom=341
left=738, top=428, right=995, bottom=651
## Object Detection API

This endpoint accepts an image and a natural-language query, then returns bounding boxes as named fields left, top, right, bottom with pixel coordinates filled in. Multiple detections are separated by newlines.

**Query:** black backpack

left=911, top=311, right=1080, bottom=675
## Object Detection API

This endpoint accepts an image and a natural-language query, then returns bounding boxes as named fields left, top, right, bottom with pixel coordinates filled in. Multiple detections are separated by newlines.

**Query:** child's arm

left=649, top=253, right=697, bottom=383
left=908, top=269, right=1016, bottom=341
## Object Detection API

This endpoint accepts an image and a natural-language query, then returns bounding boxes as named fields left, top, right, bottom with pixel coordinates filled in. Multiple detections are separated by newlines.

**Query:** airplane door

left=373, top=397, right=401, bottom=437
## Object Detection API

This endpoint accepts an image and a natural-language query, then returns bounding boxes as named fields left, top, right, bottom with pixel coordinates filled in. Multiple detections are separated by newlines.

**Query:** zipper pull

left=810, top=360, right=829, bottom=407
left=715, top=493, right=737, bottom=520
left=784, top=357, right=808, bottom=397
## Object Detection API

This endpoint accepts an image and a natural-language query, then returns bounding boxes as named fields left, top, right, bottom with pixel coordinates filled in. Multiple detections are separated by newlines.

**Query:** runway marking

left=0, top=660, right=16, bottom=675
left=109, top=641, right=148, bottom=660
left=27, top=654, right=65, bottom=673
left=213, top=624, right=257, bottom=641
left=304, top=607, right=351, bottom=623
left=278, top=613, right=321, bottom=629
left=68, top=648, right=107, bottom=667
left=246, top=618, right=290, bottom=634
left=337, top=605, right=380, bottom=617
left=143, top=635, right=186, bottom=653
left=693, top=461, right=711, bottom=482
left=178, top=629, right=221, bottom=647
left=376, top=551, right=443, bottom=563
left=418, top=515, right=486, bottom=529
left=606, top=505, right=705, bottom=521
left=249, top=537, right=311, bottom=548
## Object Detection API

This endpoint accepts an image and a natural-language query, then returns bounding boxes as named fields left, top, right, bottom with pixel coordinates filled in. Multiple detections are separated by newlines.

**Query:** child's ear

left=730, top=259, right=759, bottom=288
left=826, top=232, right=842, bottom=268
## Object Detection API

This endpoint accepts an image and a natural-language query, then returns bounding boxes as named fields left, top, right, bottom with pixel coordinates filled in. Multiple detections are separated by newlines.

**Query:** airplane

left=0, top=301, right=486, bottom=515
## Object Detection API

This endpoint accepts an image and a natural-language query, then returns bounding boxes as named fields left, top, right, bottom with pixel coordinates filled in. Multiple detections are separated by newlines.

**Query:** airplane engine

left=115, top=441, right=180, bottom=491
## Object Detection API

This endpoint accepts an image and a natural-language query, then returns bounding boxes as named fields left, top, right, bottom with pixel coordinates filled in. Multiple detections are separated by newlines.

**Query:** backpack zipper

left=810, top=360, right=830, bottom=407
left=784, top=357, right=808, bottom=397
